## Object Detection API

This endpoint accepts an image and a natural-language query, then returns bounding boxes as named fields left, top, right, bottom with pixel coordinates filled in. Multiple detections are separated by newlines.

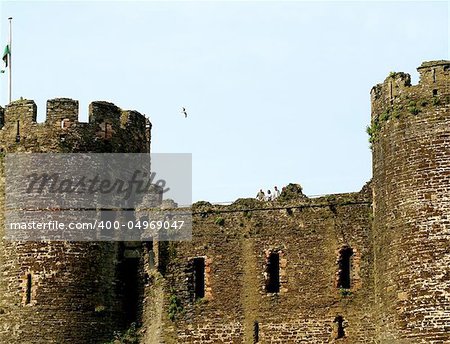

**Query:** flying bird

left=181, top=107, right=188, bottom=118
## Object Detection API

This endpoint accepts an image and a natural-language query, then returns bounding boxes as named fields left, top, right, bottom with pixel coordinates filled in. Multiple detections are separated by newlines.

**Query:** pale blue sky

left=0, top=1, right=448, bottom=203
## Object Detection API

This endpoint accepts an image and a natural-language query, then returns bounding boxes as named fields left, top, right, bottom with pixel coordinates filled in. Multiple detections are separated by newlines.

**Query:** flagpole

left=8, top=17, right=12, bottom=104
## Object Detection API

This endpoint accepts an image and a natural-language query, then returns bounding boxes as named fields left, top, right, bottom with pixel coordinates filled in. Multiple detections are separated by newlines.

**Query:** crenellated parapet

left=417, top=60, right=449, bottom=88
left=0, top=98, right=151, bottom=153
left=370, top=60, right=449, bottom=126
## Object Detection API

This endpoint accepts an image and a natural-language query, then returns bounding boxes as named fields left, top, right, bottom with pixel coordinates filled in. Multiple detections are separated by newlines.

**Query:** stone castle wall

left=146, top=188, right=375, bottom=344
left=0, top=60, right=448, bottom=344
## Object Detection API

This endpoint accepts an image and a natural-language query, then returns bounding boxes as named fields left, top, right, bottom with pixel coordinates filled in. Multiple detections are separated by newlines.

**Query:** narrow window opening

left=433, top=89, right=438, bottom=96
left=61, top=118, right=70, bottom=129
left=193, top=257, right=205, bottom=299
left=25, top=274, right=32, bottom=304
left=16, top=120, right=20, bottom=143
left=144, top=237, right=155, bottom=270
left=432, top=68, right=436, bottom=83
left=266, top=252, right=280, bottom=293
left=157, top=242, right=170, bottom=276
left=120, top=257, right=141, bottom=326
left=102, top=122, right=113, bottom=139
left=337, top=246, right=353, bottom=289
left=334, top=316, right=345, bottom=339
left=98, top=122, right=113, bottom=139
left=253, top=321, right=259, bottom=343
left=143, top=272, right=150, bottom=285
left=389, top=81, right=393, bottom=104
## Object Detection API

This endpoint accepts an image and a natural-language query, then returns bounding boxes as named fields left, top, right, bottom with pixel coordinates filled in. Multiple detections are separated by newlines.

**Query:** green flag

left=2, top=44, right=10, bottom=67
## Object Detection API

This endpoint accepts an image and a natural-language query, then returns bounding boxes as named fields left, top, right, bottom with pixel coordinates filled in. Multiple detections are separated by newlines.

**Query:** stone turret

left=0, top=98, right=150, bottom=343
left=370, top=61, right=450, bottom=342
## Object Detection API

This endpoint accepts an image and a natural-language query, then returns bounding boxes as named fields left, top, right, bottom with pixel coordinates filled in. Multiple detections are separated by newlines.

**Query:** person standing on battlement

left=266, top=189, right=272, bottom=201
left=273, top=186, right=280, bottom=199
left=256, top=189, right=265, bottom=201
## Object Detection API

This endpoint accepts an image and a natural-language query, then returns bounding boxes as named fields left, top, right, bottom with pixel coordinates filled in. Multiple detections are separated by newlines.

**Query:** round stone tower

left=0, top=99, right=150, bottom=343
left=370, top=61, right=450, bottom=342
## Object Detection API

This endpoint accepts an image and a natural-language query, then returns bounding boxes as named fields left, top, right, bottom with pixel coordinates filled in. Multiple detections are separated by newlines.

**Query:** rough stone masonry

left=0, top=60, right=448, bottom=343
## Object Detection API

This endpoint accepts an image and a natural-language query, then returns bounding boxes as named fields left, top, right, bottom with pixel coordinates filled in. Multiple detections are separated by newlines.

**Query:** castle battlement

left=191, top=187, right=371, bottom=215
left=370, top=60, right=449, bottom=124
left=0, top=98, right=151, bottom=152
